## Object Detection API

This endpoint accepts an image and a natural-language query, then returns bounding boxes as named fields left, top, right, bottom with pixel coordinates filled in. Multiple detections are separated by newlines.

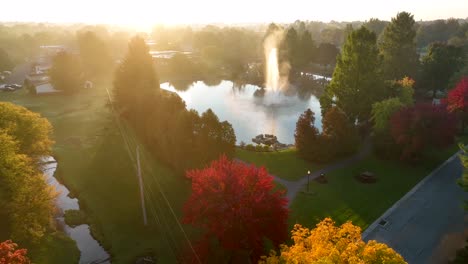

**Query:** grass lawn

left=0, top=85, right=193, bottom=263
left=289, top=137, right=468, bottom=231
left=236, top=148, right=324, bottom=181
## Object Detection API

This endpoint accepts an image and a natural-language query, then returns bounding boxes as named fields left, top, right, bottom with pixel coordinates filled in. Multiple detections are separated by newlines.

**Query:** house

left=34, top=82, right=61, bottom=95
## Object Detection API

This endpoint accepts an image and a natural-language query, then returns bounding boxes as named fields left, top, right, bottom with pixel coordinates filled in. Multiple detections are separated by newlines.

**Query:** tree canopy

left=391, top=103, right=457, bottom=161
left=49, top=51, right=84, bottom=93
left=0, top=103, right=56, bottom=244
left=0, top=48, right=13, bottom=72
left=0, top=102, right=53, bottom=158
left=260, top=218, right=406, bottom=264
left=321, top=26, right=384, bottom=123
left=380, top=12, right=419, bottom=80
left=182, top=156, right=288, bottom=263
left=421, top=42, right=464, bottom=98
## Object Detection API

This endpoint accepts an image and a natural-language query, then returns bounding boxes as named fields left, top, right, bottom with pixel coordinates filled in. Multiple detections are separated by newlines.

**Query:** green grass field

left=236, top=134, right=467, bottom=233
left=235, top=148, right=324, bottom=181
left=0, top=86, right=193, bottom=263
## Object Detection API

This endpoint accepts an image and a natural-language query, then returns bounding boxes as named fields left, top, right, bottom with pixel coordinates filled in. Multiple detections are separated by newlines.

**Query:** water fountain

left=261, top=30, right=292, bottom=106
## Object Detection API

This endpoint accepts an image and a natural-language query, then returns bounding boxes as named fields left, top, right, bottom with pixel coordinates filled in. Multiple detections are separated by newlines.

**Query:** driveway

left=363, top=153, right=468, bottom=264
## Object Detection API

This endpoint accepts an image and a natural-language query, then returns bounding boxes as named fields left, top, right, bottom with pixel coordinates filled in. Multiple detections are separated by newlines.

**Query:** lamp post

left=307, top=170, right=311, bottom=193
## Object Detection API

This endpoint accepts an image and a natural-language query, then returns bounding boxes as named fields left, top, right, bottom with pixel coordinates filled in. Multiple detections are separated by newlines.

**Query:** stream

left=42, top=157, right=111, bottom=264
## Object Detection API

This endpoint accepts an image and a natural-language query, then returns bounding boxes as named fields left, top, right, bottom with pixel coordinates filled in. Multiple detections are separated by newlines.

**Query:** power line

left=105, top=87, right=201, bottom=263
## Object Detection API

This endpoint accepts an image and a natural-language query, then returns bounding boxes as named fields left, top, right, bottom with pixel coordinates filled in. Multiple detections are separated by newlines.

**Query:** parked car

left=3, top=86, right=15, bottom=92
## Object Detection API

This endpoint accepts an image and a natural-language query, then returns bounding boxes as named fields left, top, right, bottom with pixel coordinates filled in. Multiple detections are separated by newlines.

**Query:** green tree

left=321, top=27, right=384, bottom=123
left=298, top=30, right=316, bottom=68
left=363, top=18, right=389, bottom=38
left=0, top=48, right=13, bottom=71
left=322, top=106, right=359, bottom=157
left=380, top=12, right=419, bottom=80
left=49, top=51, right=84, bottom=93
left=294, top=109, right=320, bottom=160
left=77, top=31, right=113, bottom=78
left=284, top=27, right=300, bottom=70
left=421, top=42, right=464, bottom=98
left=314, top=43, right=339, bottom=66
left=113, top=36, right=160, bottom=117
left=371, top=98, right=404, bottom=134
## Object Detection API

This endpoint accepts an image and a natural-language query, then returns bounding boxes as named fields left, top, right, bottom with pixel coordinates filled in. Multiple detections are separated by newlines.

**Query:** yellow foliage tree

left=260, top=218, right=406, bottom=264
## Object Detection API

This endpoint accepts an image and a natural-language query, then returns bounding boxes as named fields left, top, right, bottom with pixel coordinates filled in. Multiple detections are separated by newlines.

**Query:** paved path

left=240, top=137, right=372, bottom=207
left=362, top=151, right=468, bottom=264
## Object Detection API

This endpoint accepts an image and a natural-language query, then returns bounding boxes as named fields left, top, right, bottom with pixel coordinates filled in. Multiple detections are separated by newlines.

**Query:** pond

left=161, top=80, right=323, bottom=144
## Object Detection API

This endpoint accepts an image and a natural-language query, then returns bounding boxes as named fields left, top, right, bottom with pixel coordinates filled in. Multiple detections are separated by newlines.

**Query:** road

left=363, top=152, right=468, bottom=264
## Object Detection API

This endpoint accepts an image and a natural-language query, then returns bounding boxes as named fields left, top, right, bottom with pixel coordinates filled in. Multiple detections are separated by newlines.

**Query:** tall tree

left=77, top=31, right=113, bottom=78
left=298, top=30, right=316, bottom=68
left=294, top=109, right=320, bottom=160
left=283, top=27, right=300, bottom=72
left=260, top=218, right=406, bottom=263
left=321, top=27, right=384, bottom=123
left=49, top=51, right=84, bottom=93
left=0, top=48, right=13, bottom=72
left=113, top=36, right=160, bottom=117
left=380, top=12, right=419, bottom=80
left=182, top=156, right=288, bottom=263
left=421, top=42, right=464, bottom=98
left=322, top=106, right=359, bottom=157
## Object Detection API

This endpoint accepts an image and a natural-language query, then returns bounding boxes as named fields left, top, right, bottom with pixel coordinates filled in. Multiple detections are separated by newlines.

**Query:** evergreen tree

left=298, top=30, right=316, bottom=68
left=113, top=36, right=159, bottom=117
left=322, top=107, right=359, bottom=157
left=380, top=12, right=419, bottom=80
left=320, top=27, right=384, bottom=123
left=294, top=109, right=319, bottom=159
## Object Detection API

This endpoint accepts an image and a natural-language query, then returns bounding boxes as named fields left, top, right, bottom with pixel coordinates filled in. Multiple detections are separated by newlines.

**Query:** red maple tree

left=447, top=77, right=468, bottom=132
left=0, top=240, right=30, bottom=264
left=182, top=155, right=288, bottom=263
left=391, top=103, right=457, bottom=161
left=447, top=78, right=468, bottom=112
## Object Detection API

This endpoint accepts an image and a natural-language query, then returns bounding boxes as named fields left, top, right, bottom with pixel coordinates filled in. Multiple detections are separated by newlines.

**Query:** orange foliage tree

left=260, top=218, right=406, bottom=264
left=0, top=240, right=30, bottom=264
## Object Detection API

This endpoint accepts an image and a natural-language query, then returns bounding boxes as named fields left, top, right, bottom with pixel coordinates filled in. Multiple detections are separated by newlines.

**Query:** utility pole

left=136, top=146, right=148, bottom=226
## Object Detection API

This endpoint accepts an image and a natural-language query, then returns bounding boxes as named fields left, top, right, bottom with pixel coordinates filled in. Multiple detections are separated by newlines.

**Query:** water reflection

left=161, top=80, right=322, bottom=144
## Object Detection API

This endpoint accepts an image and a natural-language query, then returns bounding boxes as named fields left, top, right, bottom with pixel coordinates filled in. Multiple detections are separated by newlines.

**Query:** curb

left=361, top=149, right=462, bottom=240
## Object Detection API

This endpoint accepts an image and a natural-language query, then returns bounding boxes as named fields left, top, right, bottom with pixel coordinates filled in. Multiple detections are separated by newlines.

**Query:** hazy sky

left=2, top=0, right=467, bottom=28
